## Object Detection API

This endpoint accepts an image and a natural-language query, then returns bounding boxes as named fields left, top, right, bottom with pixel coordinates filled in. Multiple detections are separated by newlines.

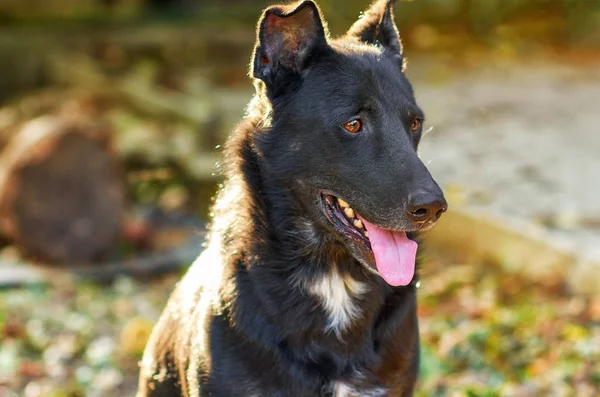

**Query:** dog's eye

left=342, top=119, right=362, bottom=133
left=411, top=118, right=422, bottom=132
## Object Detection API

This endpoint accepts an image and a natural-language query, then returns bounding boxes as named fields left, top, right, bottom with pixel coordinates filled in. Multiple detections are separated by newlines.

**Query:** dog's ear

left=252, top=1, right=327, bottom=85
left=346, top=0, right=403, bottom=58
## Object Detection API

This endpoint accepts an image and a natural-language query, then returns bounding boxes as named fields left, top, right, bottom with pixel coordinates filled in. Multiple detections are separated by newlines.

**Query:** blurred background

left=0, top=0, right=599, bottom=396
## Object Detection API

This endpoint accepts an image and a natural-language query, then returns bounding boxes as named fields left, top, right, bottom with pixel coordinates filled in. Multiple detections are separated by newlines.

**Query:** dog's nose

left=406, top=192, right=448, bottom=223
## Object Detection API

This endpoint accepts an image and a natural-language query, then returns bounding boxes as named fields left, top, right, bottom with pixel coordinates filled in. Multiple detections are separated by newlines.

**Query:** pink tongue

left=359, top=216, right=418, bottom=286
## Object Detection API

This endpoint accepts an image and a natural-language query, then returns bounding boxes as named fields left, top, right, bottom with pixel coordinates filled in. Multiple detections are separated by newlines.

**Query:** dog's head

left=252, top=0, right=447, bottom=286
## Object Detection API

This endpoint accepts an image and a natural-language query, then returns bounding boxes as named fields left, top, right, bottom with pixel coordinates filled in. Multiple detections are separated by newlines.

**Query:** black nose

left=406, top=192, right=448, bottom=223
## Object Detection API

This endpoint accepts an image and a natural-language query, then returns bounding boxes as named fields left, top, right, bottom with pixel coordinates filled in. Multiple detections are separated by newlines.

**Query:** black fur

left=137, top=1, right=446, bottom=396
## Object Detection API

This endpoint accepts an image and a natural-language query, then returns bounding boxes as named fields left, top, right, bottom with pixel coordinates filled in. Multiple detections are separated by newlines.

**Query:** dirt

left=408, top=57, right=600, bottom=262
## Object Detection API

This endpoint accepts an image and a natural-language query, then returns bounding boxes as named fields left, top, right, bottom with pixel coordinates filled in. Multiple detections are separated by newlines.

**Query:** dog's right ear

left=346, top=0, right=402, bottom=59
left=252, top=1, right=327, bottom=87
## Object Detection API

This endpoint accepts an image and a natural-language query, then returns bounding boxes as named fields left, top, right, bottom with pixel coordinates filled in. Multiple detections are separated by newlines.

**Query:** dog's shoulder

left=138, top=244, right=225, bottom=396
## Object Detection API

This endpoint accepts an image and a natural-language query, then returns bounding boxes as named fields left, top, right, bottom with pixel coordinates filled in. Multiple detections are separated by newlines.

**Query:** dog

left=137, top=0, right=447, bottom=396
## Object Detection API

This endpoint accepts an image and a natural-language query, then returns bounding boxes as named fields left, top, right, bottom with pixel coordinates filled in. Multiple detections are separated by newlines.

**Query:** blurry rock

left=0, top=116, right=126, bottom=263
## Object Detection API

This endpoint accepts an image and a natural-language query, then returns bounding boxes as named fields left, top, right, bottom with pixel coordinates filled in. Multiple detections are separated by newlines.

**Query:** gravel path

left=410, top=59, right=600, bottom=260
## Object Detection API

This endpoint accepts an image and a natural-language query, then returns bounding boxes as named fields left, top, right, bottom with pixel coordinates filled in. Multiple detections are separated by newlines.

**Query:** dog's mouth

left=320, top=193, right=418, bottom=286
left=322, top=194, right=372, bottom=249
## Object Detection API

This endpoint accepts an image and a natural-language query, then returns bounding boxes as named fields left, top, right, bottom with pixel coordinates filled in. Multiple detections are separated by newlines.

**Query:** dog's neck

left=207, top=118, right=403, bottom=364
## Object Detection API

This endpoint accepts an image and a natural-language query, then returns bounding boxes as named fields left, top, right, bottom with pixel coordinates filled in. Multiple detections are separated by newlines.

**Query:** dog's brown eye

left=411, top=118, right=422, bottom=132
left=342, top=119, right=362, bottom=133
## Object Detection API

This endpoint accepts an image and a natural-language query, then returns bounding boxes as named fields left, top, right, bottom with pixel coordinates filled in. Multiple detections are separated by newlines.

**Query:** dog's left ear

left=346, top=0, right=402, bottom=58
left=252, top=1, right=328, bottom=84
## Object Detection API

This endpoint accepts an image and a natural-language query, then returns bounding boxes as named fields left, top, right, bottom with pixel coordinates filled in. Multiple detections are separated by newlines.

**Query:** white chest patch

left=333, top=382, right=387, bottom=397
left=334, top=382, right=355, bottom=397
left=308, top=270, right=367, bottom=334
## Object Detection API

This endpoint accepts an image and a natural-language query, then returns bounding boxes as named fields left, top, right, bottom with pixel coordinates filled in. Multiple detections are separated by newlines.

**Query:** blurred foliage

left=1, top=259, right=599, bottom=396
left=0, top=275, right=175, bottom=397
left=0, top=0, right=598, bottom=104
left=416, top=257, right=600, bottom=396
left=0, top=0, right=599, bottom=47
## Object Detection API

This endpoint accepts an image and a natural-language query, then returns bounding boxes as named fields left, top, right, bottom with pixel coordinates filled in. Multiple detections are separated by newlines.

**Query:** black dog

left=138, top=1, right=446, bottom=396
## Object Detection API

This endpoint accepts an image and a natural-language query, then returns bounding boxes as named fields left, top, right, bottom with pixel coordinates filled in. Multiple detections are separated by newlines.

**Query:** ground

left=413, top=57, right=600, bottom=264
left=1, top=253, right=599, bottom=396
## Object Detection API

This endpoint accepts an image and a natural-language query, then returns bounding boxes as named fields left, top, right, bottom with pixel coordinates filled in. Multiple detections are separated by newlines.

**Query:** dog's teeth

left=338, top=198, right=349, bottom=208
left=354, top=219, right=363, bottom=229
left=344, top=207, right=355, bottom=218
left=364, top=231, right=369, bottom=238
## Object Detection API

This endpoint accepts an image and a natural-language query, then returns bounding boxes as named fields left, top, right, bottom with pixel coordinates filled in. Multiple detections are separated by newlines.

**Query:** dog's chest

left=306, top=269, right=367, bottom=334
left=329, top=381, right=387, bottom=397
